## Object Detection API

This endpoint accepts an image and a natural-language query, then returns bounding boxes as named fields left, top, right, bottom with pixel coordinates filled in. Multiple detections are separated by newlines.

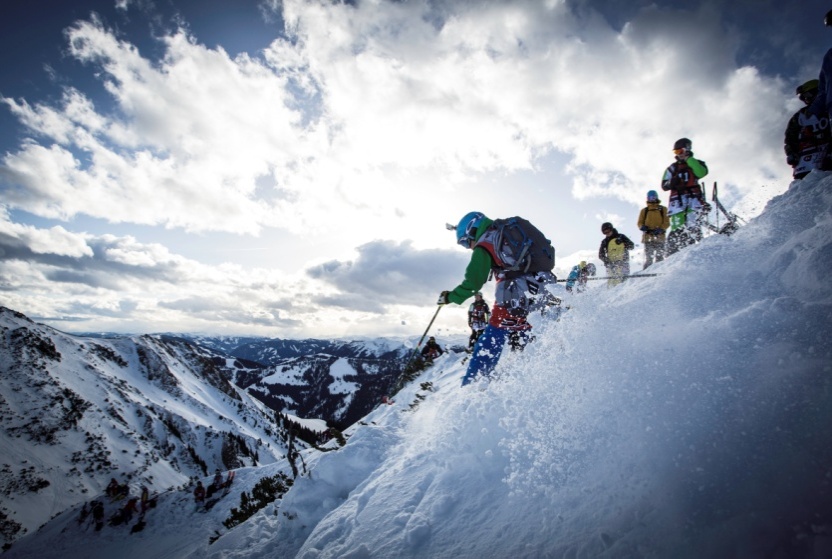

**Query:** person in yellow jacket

left=637, top=190, right=671, bottom=269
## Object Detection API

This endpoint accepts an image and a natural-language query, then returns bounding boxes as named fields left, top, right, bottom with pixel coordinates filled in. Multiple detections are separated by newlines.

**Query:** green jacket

left=448, top=217, right=494, bottom=305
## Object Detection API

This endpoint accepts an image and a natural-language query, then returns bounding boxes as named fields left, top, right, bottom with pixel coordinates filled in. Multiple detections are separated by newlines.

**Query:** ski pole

left=713, top=181, right=720, bottom=232
left=404, top=304, right=443, bottom=368
left=394, top=304, right=443, bottom=394
left=555, top=273, right=662, bottom=282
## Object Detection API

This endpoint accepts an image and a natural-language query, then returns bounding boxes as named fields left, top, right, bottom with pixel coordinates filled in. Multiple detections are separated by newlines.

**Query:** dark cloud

left=306, top=239, right=468, bottom=308
left=0, top=231, right=186, bottom=289
left=571, top=0, right=829, bottom=79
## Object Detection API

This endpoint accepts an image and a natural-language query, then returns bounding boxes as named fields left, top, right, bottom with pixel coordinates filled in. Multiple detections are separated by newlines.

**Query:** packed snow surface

left=7, top=174, right=832, bottom=558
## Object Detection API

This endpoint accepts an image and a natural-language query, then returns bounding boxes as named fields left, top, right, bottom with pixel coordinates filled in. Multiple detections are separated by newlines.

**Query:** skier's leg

left=666, top=230, right=678, bottom=256
left=468, top=329, right=478, bottom=350
left=655, top=240, right=666, bottom=263
left=462, top=325, right=507, bottom=386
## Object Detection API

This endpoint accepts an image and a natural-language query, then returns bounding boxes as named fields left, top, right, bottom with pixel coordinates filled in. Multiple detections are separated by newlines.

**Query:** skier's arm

left=687, top=156, right=708, bottom=179
left=598, top=239, right=609, bottom=264
left=784, top=112, right=801, bottom=161
left=807, top=48, right=832, bottom=116
left=621, top=234, right=635, bottom=250
left=447, top=247, right=492, bottom=305
left=637, top=208, right=647, bottom=230
left=660, top=165, right=675, bottom=191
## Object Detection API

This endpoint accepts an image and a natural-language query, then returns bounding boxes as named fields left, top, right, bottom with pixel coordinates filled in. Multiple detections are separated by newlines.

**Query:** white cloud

left=0, top=207, right=93, bottom=258
left=0, top=211, right=469, bottom=336
left=2, top=2, right=796, bottom=236
left=0, top=0, right=810, bottom=336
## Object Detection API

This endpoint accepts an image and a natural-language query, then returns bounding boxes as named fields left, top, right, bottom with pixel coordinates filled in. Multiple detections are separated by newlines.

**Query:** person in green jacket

left=661, top=138, right=710, bottom=255
left=439, top=212, right=557, bottom=385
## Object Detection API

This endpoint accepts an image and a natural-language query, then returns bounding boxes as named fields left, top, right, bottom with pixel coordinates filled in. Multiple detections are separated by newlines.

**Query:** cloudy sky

left=0, top=0, right=828, bottom=338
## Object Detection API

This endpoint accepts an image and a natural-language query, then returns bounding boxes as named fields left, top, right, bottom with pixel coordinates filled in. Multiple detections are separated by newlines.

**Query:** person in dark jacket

left=91, top=500, right=105, bottom=531
left=420, top=337, right=444, bottom=361
left=807, top=9, right=832, bottom=158
left=106, top=478, right=119, bottom=499
left=598, top=222, right=635, bottom=287
left=121, top=498, right=139, bottom=523
left=193, top=481, right=206, bottom=507
left=785, top=79, right=829, bottom=179
left=661, top=138, right=710, bottom=255
left=467, top=292, right=490, bottom=350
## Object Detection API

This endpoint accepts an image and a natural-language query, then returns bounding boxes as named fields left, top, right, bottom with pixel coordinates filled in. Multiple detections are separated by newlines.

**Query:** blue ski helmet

left=455, top=212, right=485, bottom=247
left=647, top=190, right=659, bottom=202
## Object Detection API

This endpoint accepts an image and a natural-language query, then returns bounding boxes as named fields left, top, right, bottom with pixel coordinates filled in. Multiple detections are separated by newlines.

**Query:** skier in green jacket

left=439, top=212, right=556, bottom=385
left=661, top=137, right=710, bottom=255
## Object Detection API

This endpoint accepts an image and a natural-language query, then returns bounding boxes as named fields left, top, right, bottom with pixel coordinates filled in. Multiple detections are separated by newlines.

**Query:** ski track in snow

left=5, top=173, right=832, bottom=558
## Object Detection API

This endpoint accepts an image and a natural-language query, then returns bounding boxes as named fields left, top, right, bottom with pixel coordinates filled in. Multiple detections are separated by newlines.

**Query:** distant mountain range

left=0, top=306, right=455, bottom=547
left=161, top=334, right=423, bottom=430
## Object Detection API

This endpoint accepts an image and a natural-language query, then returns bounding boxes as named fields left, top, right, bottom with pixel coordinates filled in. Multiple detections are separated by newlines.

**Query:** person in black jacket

left=598, top=222, right=635, bottom=287
left=467, top=292, right=490, bottom=351
left=420, top=337, right=444, bottom=362
left=785, top=79, right=829, bottom=180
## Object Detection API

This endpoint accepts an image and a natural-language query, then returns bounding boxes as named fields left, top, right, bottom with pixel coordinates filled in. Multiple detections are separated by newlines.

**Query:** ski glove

left=653, top=228, right=664, bottom=235
left=640, top=225, right=649, bottom=232
left=437, top=291, right=450, bottom=305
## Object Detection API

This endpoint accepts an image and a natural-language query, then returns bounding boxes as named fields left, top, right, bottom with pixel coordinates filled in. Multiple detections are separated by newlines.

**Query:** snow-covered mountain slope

left=0, top=316, right=292, bottom=546
left=242, top=351, right=416, bottom=430
left=6, top=172, right=832, bottom=558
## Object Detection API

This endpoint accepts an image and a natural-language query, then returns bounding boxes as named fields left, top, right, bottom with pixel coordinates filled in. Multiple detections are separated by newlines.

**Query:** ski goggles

left=673, top=148, right=686, bottom=155
left=457, top=222, right=479, bottom=246
left=457, top=235, right=474, bottom=247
